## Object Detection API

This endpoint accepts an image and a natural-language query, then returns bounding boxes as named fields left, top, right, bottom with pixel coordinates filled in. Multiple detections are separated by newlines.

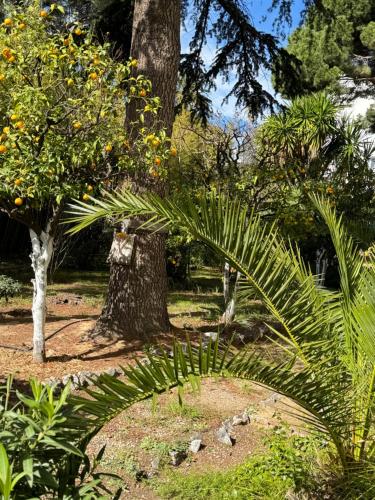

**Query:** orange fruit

left=130, top=59, right=138, bottom=67
left=139, top=89, right=146, bottom=97
left=0, top=74, right=5, bottom=81
left=74, top=27, right=82, bottom=35
left=92, top=57, right=100, bottom=65
left=3, top=127, right=10, bottom=134
left=87, top=184, right=93, bottom=192
left=73, top=121, right=81, bottom=129
left=89, top=72, right=98, bottom=80
left=170, top=147, right=177, bottom=157
left=14, top=178, right=22, bottom=186
left=14, top=197, right=23, bottom=206
left=105, top=144, right=113, bottom=153
left=63, top=38, right=70, bottom=46
left=7, top=55, right=15, bottom=63
left=0, top=145, right=7, bottom=153
left=67, top=78, right=74, bottom=86
left=154, top=157, right=161, bottom=166
left=82, top=193, right=90, bottom=201
left=15, top=121, right=24, bottom=129
left=10, top=114, right=18, bottom=121
left=18, top=22, right=26, bottom=30
left=2, top=48, right=11, bottom=59
left=152, top=139, right=160, bottom=148
left=3, top=18, right=12, bottom=26
left=40, top=10, right=48, bottom=18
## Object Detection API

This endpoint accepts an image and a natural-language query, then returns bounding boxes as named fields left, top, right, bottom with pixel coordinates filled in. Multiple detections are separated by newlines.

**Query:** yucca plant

left=67, top=190, right=375, bottom=495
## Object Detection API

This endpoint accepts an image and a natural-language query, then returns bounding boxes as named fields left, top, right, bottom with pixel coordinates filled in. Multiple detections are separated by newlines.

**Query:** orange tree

left=0, top=2, right=168, bottom=362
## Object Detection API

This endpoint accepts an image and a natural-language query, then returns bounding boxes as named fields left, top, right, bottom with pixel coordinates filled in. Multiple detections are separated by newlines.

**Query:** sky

left=180, top=0, right=306, bottom=118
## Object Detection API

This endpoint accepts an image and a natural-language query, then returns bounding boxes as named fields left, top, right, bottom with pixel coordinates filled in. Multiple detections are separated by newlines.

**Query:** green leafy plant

left=0, top=376, right=120, bottom=498
left=67, top=189, right=375, bottom=496
left=0, top=275, right=21, bottom=302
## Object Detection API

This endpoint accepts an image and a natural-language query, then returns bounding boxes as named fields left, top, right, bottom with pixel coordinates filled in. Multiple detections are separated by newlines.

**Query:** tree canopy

left=274, top=0, right=375, bottom=99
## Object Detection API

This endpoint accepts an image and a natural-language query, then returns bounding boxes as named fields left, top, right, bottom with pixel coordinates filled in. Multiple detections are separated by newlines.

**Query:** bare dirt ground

left=0, top=278, right=297, bottom=499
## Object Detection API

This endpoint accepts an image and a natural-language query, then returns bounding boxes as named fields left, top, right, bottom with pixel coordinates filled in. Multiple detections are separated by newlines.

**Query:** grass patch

left=156, top=426, right=324, bottom=499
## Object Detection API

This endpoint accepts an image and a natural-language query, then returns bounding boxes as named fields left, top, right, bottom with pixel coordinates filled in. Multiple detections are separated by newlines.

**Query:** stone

left=216, top=426, right=234, bottom=446
left=62, top=375, right=71, bottom=386
left=150, top=456, right=161, bottom=471
left=106, top=367, right=118, bottom=377
left=203, top=331, right=218, bottom=342
left=169, top=450, right=187, bottom=466
left=231, top=411, right=250, bottom=426
left=189, top=438, right=202, bottom=453
left=262, top=391, right=281, bottom=405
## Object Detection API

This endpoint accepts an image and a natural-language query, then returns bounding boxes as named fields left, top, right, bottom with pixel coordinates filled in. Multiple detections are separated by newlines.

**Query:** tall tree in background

left=65, top=0, right=301, bottom=340
left=93, top=0, right=181, bottom=338
left=274, top=0, right=375, bottom=99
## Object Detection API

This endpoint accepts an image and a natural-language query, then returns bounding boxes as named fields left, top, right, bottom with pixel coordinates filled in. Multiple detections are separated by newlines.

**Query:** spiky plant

left=66, top=190, right=375, bottom=494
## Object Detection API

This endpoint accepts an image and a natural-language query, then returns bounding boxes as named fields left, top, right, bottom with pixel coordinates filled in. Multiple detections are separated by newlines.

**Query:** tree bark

left=29, top=226, right=54, bottom=363
left=93, top=0, right=181, bottom=339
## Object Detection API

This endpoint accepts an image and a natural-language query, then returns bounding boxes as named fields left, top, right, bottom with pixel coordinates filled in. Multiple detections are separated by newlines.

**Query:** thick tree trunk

left=29, top=227, right=54, bottom=363
left=94, top=0, right=181, bottom=339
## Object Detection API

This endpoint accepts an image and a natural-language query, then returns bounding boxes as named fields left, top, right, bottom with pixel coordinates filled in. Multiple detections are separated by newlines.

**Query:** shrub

left=0, top=275, right=21, bottom=302
left=0, top=377, right=121, bottom=498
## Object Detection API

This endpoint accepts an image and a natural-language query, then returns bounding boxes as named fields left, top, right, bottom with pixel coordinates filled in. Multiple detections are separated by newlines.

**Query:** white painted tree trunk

left=222, top=264, right=241, bottom=324
left=29, top=225, right=54, bottom=363
left=223, top=261, right=231, bottom=304
left=316, top=248, right=328, bottom=286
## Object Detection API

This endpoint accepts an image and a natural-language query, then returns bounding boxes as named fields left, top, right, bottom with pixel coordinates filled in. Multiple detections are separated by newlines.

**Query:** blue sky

left=181, top=0, right=306, bottom=117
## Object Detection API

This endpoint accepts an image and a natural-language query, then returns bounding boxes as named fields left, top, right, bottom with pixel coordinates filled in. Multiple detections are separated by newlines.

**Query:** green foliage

left=0, top=376, right=120, bottom=498
left=360, top=22, right=375, bottom=51
left=68, top=190, right=375, bottom=494
left=274, top=0, right=375, bottom=97
left=140, top=436, right=188, bottom=465
left=0, top=274, right=21, bottom=301
left=0, top=1, right=168, bottom=227
left=256, top=92, right=375, bottom=238
left=157, top=426, right=321, bottom=499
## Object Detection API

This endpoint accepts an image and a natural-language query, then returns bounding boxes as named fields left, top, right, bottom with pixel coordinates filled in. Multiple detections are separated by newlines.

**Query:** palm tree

left=67, top=190, right=375, bottom=494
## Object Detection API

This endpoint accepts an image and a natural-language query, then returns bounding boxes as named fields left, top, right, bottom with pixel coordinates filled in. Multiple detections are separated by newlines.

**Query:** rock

left=189, top=438, right=202, bottom=453
left=150, top=456, right=160, bottom=471
left=216, top=426, right=234, bottom=446
left=203, top=331, right=218, bottom=342
left=62, top=374, right=71, bottom=386
left=106, top=367, right=118, bottom=377
left=169, top=450, right=187, bottom=466
left=231, top=411, right=250, bottom=426
left=262, top=391, right=281, bottom=405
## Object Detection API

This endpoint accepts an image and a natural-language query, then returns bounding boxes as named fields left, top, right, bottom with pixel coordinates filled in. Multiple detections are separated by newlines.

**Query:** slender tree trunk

left=223, top=261, right=231, bottom=304
left=222, top=266, right=240, bottom=324
left=94, top=0, right=181, bottom=340
left=29, top=226, right=54, bottom=362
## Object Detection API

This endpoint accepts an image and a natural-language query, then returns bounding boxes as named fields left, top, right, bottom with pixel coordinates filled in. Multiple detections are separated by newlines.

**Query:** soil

left=0, top=292, right=221, bottom=381
left=0, top=292, right=300, bottom=499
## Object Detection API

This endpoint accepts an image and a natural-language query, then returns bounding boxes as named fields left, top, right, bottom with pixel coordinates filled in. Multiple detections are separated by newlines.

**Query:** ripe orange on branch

left=14, top=197, right=23, bottom=206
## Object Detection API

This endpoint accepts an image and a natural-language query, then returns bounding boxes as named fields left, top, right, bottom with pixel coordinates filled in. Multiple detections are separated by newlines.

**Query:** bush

left=0, top=275, right=21, bottom=302
left=0, top=377, right=121, bottom=498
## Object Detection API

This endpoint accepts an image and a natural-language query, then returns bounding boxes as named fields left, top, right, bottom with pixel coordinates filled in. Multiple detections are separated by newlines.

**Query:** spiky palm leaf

left=67, top=190, right=375, bottom=478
